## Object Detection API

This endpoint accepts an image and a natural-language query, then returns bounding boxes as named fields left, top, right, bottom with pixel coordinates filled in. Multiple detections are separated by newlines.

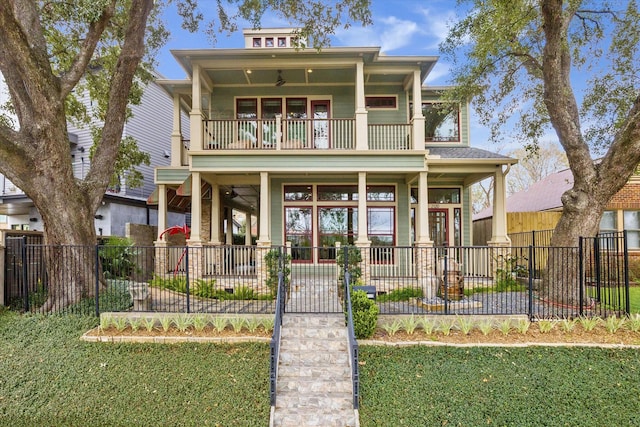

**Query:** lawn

left=0, top=311, right=269, bottom=426
left=359, top=345, right=640, bottom=426
left=2, top=311, right=640, bottom=427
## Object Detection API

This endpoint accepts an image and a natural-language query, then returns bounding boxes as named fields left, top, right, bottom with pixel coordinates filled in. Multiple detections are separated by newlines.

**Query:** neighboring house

left=151, top=28, right=516, bottom=276
left=0, top=77, right=187, bottom=237
left=474, top=166, right=640, bottom=250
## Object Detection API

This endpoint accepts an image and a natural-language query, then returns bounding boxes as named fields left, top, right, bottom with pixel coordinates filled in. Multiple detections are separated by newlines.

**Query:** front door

left=429, top=209, right=448, bottom=246
left=311, top=100, right=330, bottom=149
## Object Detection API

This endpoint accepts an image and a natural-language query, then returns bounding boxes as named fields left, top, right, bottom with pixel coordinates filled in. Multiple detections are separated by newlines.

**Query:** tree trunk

left=33, top=174, right=104, bottom=313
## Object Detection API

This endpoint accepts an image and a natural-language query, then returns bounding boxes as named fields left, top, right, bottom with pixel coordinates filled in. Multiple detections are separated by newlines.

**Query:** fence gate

left=4, top=233, right=44, bottom=309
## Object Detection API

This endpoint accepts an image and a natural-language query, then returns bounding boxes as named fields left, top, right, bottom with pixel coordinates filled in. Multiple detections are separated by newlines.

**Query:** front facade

left=152, top=28, right=515, bottom=279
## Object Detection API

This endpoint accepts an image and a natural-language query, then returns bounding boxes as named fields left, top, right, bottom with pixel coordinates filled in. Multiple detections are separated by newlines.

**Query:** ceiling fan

left=275, top=69, right=286, bottom=87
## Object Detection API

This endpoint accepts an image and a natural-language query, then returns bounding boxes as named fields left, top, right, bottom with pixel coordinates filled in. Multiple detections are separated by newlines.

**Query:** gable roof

left=475, top=168, right=573, bottom=220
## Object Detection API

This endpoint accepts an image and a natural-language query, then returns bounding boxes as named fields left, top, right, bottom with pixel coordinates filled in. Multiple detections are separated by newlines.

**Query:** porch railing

left=343, top=247, right=360, bottom=410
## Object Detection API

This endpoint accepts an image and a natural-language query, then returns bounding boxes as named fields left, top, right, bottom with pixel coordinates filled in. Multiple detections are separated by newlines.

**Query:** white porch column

left=257, top=172, right=271, bottom=244
left=355, top=61, right=368, bottom=150
left=416, top=172, right=432, bottom=244
left=490, top=166, right=511, bottom=245
left=226, top=207, right=234, bottom=244
left=171, top=95, right=183, bottom=166
left=210, top=182, right=222, bottom=244
left=189, top=172, right=202, bottom=243
left=355, top=172, right=369, bottom=244
left=412, top=69, right=425, bottom=150
left=157, top=184, right=167, bottom=241
left=190, top=65, right=203, bottom=151
left=245, top=213, right=253, bottom=245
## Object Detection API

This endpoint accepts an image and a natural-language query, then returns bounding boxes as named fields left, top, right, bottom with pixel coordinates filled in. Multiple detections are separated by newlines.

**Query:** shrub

left=336, top=245, right=363, bottom=282
left=350, top=290, right=379, bottom=339
left=264, top=249, right=291, bottom=296
left=377, top=287, right=423, bottom=302
left=99, top=237, right=139, bottom=279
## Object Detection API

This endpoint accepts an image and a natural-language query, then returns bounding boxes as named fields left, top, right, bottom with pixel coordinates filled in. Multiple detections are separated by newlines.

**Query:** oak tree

left=0, top=0, right=370, bottom=311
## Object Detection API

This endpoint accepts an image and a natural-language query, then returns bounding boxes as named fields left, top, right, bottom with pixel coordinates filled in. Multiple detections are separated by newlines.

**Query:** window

left=428, top=188, right=461, bottom=204
left=367, top=185, right=395, bottom=202
left=624, top=211, right=640, bottom=249
left=284, top=185, right=312, bottom=201
left=365, top=96, right=397, bottom=109
left=318, top=185, right=358, bottom=201
left=285, top=207, right=312, bottom=261
left=599, top=211, right=617, bottom=233
left=265, top=37, right=274, bottom=47
left=278, top=37, right=287, bottom=47
left=252, top=38, right=261, bottom=47
left=236, top=98, right=257, bottom=119
left=318, top=207, right=358, bottom=257
left=422, top=102, right=460, bottom=142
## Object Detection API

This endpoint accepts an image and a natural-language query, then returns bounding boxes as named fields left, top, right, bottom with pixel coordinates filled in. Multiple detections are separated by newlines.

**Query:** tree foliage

left=442, top=0, right=640, bottom=244
left=0, top=0, right=370, bottom=311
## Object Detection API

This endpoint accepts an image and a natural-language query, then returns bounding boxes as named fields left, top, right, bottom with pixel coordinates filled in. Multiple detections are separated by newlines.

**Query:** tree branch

left=59, top=1, right=117, bottom=98
left=83, top=0, right=153, bottom=208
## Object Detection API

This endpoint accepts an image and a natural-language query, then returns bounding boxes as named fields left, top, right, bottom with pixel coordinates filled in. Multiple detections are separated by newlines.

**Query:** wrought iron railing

left=343, top=248, right=360, bottom=410
left=269, top=270, right=285, bottom=406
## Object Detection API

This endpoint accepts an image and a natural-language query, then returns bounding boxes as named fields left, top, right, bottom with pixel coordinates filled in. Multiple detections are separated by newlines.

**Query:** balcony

left=201, top=118, right=414, bottom=152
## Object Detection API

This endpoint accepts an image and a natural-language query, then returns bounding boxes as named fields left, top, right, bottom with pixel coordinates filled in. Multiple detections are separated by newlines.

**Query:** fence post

left=343, top=245, right=349, bottom=279
left=95, top=244, right=100, bottom=317
left=443, top=244, right=449, bottom=314
left=185, top=246, right=190, bottom=313
left=578, top=237, right=584, bottom=317
left=594, top=236, right=601, bottom=303
left=623, top=230, right=630, bottom=315
left=21, top=236, right=28, bottom=312
left=528, top=245, right=533, bottom=320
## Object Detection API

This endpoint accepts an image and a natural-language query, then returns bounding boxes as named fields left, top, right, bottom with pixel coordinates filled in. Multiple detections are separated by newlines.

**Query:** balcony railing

left=203, top=118, right=355, bottom=150
left=201, top=119, right=415, bottom=151
left=368, top=124, right=412, bottom=150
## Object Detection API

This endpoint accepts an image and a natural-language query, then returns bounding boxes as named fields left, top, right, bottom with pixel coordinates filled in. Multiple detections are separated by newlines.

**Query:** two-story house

left=151, top=28, right=515, bottom=287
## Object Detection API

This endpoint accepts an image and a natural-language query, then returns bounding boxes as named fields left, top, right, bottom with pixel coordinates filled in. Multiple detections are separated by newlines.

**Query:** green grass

left=588, top=285, right=640, bottom=314
left=376, top=287, right=423, bottom=302
left=0, top=312, right=269, bottom=426
left=3, top=311, right=640, bottom=427
left=358, top=346, right=640, bottom=426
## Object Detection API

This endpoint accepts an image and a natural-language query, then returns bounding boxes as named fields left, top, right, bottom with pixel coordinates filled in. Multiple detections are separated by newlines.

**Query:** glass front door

left=311, top=100, right=330, bottom=148
left=429, top=209, right=448, bottom=246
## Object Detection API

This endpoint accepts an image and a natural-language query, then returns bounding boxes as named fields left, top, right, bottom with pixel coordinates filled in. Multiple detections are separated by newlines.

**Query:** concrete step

left=282, top=314, right=345, bottom=328
left=277, top=377, right=352, bottom=394
left=281, top=325, right=348, bottom=339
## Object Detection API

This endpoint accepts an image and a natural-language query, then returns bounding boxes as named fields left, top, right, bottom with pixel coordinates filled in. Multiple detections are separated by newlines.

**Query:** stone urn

left=128, top=282, right=151, bottom=311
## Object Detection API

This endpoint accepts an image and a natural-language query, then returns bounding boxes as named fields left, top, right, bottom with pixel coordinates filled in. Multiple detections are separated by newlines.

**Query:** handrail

left=344, top=270, right=360, bottom=410
left=269, top=270, right=285, bottom=406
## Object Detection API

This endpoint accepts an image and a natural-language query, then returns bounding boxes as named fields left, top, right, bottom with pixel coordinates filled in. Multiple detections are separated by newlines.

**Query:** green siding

left=155, top=167, right=190, bottom=184
left=191, top=153, right=426, bottom=171
left=463, top=186, right=471, bottom=246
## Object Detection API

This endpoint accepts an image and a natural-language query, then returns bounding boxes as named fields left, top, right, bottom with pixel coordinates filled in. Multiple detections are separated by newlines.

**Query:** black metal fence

left=2, top=232, right=632, bottom=319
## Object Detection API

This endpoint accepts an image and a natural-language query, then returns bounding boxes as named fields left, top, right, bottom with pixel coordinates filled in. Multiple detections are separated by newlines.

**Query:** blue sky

left=157, top=0, right=459, bottom=84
